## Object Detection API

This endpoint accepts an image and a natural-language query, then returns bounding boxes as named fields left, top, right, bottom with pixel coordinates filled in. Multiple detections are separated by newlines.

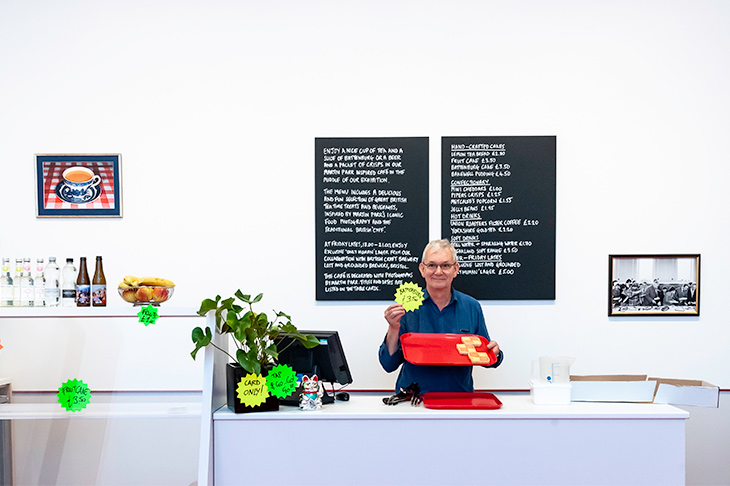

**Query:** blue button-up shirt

left=378, top=288, right=503, bottom=393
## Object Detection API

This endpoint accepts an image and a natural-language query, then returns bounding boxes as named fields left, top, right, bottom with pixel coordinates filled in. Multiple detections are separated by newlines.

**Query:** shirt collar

left=423, top=288, right=458, bottom=306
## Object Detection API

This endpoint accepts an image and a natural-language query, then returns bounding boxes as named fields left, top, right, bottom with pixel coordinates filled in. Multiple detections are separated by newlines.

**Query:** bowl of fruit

left=118, top=276, right=175, bottom=306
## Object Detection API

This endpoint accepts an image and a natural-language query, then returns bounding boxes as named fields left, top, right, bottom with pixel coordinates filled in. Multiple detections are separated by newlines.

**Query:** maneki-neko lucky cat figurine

left=299, top=375, right=322, bottom=411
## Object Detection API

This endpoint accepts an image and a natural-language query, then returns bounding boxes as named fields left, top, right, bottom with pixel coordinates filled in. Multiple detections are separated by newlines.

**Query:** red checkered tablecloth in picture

left=43, top=161, right=117, bottom=210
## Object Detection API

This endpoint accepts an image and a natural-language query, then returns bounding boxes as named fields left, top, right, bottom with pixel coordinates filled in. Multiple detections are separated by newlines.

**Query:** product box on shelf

left=570, top=375, right=657, bottom=403
left=651, top=377, right=720, bottom=408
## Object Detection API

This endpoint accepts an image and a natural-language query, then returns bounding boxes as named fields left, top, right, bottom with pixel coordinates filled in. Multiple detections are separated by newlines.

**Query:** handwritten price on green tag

left=57, top=379, right=91, bottom=412
left=137, top=305, right=159, bottom=326
left=394, top=282, right=424, bottom=312
left=266, top=364, right=298, bottom=399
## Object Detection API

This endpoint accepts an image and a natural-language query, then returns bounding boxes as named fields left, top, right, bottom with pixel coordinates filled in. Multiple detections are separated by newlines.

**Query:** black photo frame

left=35, top=154, right=123, bottom=218
left=609, top=254, right=700, bottom=316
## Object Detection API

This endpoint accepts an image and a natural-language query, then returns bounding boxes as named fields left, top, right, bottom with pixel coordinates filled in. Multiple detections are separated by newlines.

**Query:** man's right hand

left=384, top=303, right=405, bottom=355
left=384, top=303, right=405, bottom=328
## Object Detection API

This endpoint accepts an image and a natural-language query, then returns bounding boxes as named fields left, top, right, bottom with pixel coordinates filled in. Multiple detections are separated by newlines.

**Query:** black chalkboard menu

left=441, top=136, right=556, bottom=300
left=316, top=137, right=429, bottom=301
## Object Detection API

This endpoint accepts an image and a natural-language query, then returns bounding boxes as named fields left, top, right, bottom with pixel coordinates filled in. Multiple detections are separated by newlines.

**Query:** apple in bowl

left=136, top=287, right=154, bottom=302
left=152, top=286, right=169, bottom=302
left=117, top=286, right=175, bottom=306
left=120, top=288, right=137, bottom=303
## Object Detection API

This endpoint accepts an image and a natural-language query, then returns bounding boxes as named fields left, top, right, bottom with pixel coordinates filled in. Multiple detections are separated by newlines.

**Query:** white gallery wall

left=1, top=1, right=730, bottom=485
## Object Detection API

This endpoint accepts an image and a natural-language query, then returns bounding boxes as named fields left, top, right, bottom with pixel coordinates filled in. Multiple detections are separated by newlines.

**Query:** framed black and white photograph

left=35, top=154, right=123, bottom=218
left=609, top=254, right=700, bottom=316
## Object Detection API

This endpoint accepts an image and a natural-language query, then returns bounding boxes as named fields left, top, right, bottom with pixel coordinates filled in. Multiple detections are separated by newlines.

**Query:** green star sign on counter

left=57, top=378, right=91, bottom=412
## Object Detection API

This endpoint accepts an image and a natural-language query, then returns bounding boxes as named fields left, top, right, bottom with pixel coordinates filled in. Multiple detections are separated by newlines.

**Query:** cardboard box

left=570, top=375, right=657, bottom=403
left=651, top=377, right=720, bottom=408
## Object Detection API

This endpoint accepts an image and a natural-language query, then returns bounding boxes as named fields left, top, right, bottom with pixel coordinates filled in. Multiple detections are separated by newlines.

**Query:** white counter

left=211, top=393, right=688, bottom=486
left=213, top=393, right=688, bottom=420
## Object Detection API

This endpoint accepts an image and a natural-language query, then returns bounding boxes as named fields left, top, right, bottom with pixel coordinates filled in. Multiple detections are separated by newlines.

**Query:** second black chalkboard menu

left=441, top=136, right=556, bottom=300
left=316, top=137, right=429, bottom=301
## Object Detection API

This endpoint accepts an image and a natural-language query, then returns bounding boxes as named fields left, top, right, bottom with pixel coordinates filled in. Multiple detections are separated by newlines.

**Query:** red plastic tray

left=400, top=333, right=497, bottom=366
left=422, top=392, right=503, bottom=410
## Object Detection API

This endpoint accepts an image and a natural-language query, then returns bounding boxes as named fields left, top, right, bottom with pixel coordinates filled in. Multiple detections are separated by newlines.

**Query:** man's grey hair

left=422, top=239, right=458, bottom=263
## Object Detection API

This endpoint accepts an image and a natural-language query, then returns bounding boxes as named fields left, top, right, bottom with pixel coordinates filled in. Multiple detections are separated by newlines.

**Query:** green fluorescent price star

left=266, top=364, right=298, bottom=399
left=57, top=378, right=91, bottom=412
left=138, top=304, right=159, bottom=326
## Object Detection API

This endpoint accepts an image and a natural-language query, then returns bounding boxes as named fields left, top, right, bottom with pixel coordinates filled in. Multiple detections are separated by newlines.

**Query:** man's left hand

left=487, top=340, right=500, bottom=358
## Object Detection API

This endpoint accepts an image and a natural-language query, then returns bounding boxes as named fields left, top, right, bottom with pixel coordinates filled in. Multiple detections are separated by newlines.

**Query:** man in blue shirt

left=379, top=239, right=503, bottom=393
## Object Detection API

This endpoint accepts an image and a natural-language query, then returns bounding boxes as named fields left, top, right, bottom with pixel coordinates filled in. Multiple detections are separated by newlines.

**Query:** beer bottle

left=76, top=257, right=91, bottom=307
left=92, top=256, right=106, bottom=307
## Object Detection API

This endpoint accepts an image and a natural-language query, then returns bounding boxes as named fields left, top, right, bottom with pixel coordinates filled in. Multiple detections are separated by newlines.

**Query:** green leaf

left=197, top=296, right=220, bottom=316
left=220, top=297, right=235, bottom=309
left=233, top=326, right=247, bottom=344
left=252, top=293, right=263, bottom=304
left=280, top=322, right=298, bottom=334
left=214, top=307, right=225, bottom=329
left=253, top=314, right=267, bottom=338
left=275, top=310, right=291, bottom=321
left=229, top=315, right=246, bottom=342
left=190, top=326, right=212, bottom=360
left=301, top=334, right=321, bottom=349
left=226, top=310, right=239, bottom=328
left=236, top=349, right=259, bottom=374
left=234, top=290, right=249, bottom=302
left=263, top=343, right=279, bottom=361
left=244, top=327, right=258, bottom=352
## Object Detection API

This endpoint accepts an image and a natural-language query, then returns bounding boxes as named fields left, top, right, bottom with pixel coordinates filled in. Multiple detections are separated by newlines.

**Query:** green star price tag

left=137, top=305, right=159, bottom=326
left=57, top=378, right=91, bottom=412
left=266, top=364, right=298, bottom=399
left=395, top=282, right=424, bottom=312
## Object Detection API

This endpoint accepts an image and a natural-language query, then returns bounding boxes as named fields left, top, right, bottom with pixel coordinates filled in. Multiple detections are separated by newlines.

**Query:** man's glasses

left=423, top=262, right=456, bottom=272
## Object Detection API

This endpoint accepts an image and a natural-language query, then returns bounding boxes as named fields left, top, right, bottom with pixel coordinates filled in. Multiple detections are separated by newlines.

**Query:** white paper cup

left=539, top=356, right=575, bottom=384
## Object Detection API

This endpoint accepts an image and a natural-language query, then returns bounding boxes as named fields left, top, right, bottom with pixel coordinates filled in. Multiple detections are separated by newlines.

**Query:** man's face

left=419, top=247, right=459, bottom=292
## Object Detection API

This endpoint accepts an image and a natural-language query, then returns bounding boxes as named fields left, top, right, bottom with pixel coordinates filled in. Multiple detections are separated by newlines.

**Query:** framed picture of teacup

left=35, top=154, right=122, bottom=218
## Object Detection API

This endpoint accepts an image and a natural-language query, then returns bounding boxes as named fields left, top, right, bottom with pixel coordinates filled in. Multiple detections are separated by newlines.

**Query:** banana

left=123, top=275, right=141, bottom=286
left=138, top=276, right=175, bottom=287
left=119, top=282, right=130, bottom=288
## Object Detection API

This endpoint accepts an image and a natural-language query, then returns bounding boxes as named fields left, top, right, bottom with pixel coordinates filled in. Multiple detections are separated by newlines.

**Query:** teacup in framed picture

left=608, top=254, right=700, bottom=316
left=35, top=154, right=123, bottom=218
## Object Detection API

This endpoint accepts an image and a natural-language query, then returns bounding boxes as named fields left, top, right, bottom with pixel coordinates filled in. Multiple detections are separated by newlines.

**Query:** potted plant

left=191, top=291, right=320, bottom=413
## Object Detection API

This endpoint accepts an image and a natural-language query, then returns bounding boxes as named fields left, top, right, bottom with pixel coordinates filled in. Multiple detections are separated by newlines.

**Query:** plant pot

left=226, top=363, right=280, bottom=413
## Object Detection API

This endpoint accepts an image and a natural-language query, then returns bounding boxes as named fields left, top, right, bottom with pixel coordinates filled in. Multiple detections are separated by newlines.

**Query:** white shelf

left=0, top=306, right=199, bottom=318
left=0, top=402, right=201, bottom=420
